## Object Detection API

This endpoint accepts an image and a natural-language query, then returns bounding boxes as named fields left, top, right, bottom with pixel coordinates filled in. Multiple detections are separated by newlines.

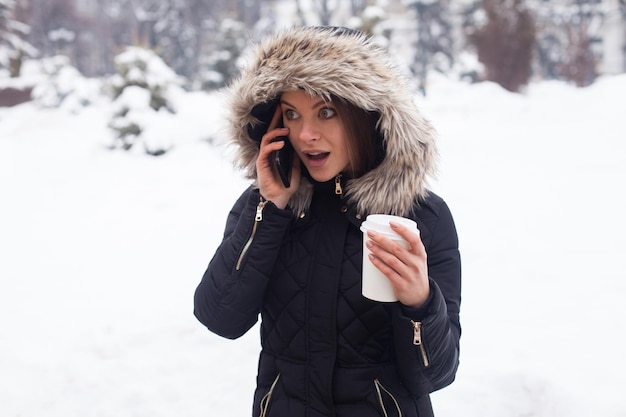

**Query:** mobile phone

left=274, top=136, right=293, bottom=188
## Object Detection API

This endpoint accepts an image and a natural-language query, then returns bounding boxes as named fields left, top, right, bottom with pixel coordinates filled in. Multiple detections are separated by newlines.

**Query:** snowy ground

left=1, top=74, right=625, bottom=416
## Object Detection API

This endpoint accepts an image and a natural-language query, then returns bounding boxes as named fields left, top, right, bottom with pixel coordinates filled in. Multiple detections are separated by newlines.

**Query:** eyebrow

left=280, top=98, right=332, bottom=110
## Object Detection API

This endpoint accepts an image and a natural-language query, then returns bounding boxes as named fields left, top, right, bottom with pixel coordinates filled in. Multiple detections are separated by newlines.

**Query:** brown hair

left=333, top=96, right=381, bottom=178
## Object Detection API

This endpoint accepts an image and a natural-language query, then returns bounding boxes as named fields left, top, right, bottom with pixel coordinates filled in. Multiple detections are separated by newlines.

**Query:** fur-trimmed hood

left=226, top=26, right=438, bottom=217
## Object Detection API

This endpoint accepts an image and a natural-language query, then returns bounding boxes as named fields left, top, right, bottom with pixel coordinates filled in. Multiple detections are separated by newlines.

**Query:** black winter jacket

left=194, top=180, right=461, bottom=416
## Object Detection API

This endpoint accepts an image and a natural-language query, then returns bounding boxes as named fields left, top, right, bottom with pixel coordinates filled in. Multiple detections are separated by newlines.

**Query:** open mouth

left=303, top=152, right=330, bottom=167
left=306, top=152, right=330, bottom=161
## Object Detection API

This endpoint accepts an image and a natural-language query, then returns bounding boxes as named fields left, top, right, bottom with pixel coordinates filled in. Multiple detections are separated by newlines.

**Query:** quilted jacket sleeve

left=392, top=195, right=461, bottom=395
left=194, top=187, right=293, bottom=339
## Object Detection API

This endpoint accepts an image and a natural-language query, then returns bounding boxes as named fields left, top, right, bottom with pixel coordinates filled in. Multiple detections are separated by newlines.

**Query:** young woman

left=194, top=26, right=461, bottom=417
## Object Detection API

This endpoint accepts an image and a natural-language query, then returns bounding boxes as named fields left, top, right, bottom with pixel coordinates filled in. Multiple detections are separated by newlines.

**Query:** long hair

left=333, top=96, right=381, bottom=178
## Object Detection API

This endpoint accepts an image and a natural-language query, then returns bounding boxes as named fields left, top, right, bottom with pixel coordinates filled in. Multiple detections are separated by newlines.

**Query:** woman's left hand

left=365, top=221, right=430, bottom=308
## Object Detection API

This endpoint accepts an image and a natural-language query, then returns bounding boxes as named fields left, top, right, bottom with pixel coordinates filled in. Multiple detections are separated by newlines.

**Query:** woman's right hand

left=256, top=106, right=301, bottom=210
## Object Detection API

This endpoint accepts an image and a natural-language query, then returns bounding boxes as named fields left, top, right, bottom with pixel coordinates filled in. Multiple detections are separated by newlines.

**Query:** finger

left=368, top=252, right=401, bottom=280
left=367, top=245, right=406, bottom=281
left=268, top=104, right=283, bottom=132
left=260, top=127, right=290, bottom=148
left=366, top=237, right=411, bottom=275
left=257, top=138, right=285, bottom=169
left=389, top=221, right=425, bottom=254
left=366, top=231, right=409, bottom=259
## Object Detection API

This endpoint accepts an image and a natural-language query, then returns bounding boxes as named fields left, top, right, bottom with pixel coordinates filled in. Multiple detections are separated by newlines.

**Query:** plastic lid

left=360, top=214, right=418, bottom=238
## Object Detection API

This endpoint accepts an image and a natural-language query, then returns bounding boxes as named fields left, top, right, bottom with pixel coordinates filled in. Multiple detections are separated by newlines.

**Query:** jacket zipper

left=259, top=373, right=280, bottom=417
left=335, top=174, right=343, bottom=195
left=235, top=196, right=268, bottom=271
left=374, top=378, right=403, bottom=417
left=411, top=320, right=430, bottom=367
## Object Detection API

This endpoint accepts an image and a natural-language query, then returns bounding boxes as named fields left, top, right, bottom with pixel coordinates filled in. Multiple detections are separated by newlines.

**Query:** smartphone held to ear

left=273, top=136, right=293, bottom=188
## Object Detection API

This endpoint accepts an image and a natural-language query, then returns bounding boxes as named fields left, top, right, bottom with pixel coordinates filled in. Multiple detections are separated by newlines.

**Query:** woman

left=194, top=26, right=461, bottom=417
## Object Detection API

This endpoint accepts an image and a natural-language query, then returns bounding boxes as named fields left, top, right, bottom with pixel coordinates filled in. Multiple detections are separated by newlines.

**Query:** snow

left=1, top=73, right=626, bottom=416
left=114, top=47, right=182, bottom=90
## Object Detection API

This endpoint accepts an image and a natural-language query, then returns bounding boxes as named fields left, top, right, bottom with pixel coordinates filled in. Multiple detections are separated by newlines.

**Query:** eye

left=319, top=107, right=336, bottom=119
left=284, top=109, right=299, bottom=120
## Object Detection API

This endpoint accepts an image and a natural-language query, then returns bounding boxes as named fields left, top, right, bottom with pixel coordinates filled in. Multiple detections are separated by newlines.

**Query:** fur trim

left=226, top=26, right=438, bottom=217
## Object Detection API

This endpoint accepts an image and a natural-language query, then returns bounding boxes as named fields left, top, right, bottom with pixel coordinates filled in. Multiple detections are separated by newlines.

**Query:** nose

left=297, top=118, right=320, bottom=143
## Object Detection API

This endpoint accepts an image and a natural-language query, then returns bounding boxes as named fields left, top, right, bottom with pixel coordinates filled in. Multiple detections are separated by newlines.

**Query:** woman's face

left=280, top=90, right=350, bottom=183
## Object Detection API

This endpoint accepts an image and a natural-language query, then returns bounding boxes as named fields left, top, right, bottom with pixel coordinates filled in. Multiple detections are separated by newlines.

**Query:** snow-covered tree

left=0, top=0, right=36, bottom=77
left=30, top=55, right=100, bottom=111
left=196, top=18, right=248, bottom=90
left=468, top=0, right=536, bottom=92
left=25, top=0, right=78, bottom=65
left=607, top=0, right=626, bottom=73
left=346, top=4, right=391, bottom=47
left=533, top=0, right=604, bottom=86
left=128, top=0, right=201, bottom=79
left=152, top=0, right=197, bottom=78
left=108, top=46, right=183, bottom=155
left=406, top=0, right=455, bottom=93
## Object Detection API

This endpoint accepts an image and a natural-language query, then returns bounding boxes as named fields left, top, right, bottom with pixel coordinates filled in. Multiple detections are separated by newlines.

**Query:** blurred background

left=2, top=0, right=625, bottom=103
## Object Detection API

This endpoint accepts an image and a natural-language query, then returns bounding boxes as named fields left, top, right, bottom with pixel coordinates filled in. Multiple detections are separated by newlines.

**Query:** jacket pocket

left=259, top=373, right=280, bottom=417
left=374, top=378, right=403, bottom=417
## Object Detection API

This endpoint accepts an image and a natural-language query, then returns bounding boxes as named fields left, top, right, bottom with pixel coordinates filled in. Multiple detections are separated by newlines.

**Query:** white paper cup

left=360, top=214, right=419, bottom=302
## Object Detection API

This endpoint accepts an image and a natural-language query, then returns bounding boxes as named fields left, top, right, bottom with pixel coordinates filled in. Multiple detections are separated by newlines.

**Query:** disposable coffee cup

left=360, top=214, right=420, bottom=302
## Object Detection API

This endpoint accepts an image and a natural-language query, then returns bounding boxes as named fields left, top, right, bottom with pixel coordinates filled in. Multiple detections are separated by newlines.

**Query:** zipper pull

left=411, top=320, right=422, bottom=345
left=335, top=175, right=343, bottom=195
left=256, top=197, right=268, bottom=221
left=411, top=320, right=430, bottom=367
